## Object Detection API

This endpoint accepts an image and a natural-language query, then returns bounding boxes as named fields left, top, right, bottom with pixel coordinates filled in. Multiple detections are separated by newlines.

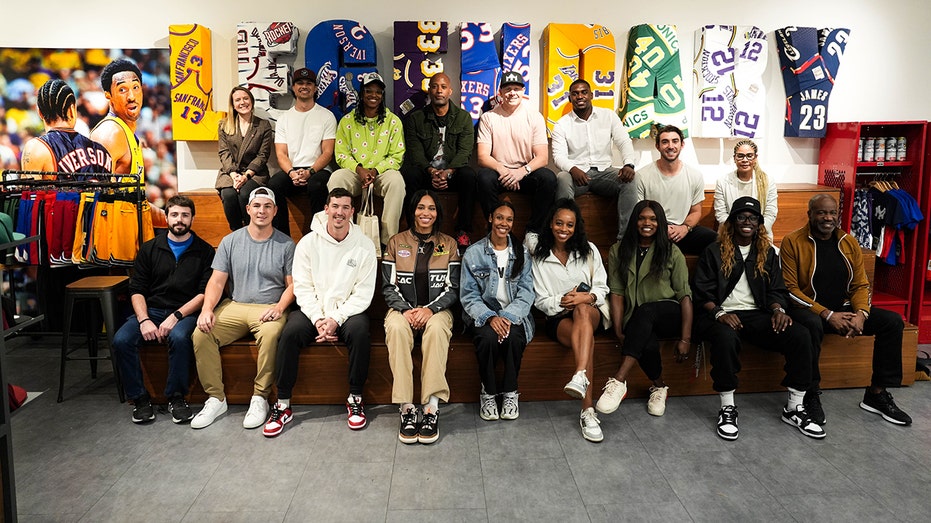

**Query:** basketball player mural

left=21, top=79, right=112, bottom=178
left=90, top=58, right=167, bottom=225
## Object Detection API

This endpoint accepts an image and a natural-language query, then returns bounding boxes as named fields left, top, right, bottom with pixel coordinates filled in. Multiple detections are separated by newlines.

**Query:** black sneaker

left=782, top=404, right=826, bottom=439
left=804, top=388, right=826, bottom=425
left=168, top=394, right=194, bottom=424
left=398, top=406, right=419, bottom=444
left=132, top=394, right=156, bottom=424
left=418, top=410, right=439, bottom=444
left=716, top=405, right=738, bottom=440
left=859, top=388, right=912, bottom=426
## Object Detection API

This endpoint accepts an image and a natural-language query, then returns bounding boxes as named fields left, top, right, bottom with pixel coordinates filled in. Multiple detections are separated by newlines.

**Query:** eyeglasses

left=735, top=214, right=760, bottom=224
left=735, top=153, right=756, bottom=160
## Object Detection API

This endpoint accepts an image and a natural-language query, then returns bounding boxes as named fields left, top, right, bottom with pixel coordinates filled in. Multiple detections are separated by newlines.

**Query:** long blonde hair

left=222, top=86, right=254, bottom=136
left=719, top=218, right=772, bottom=279
left=734, top=140, right=770, bottom=210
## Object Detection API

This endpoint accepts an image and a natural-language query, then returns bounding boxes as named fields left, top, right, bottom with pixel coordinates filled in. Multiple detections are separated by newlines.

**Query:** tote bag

left=357, top=185, right=381, bottom=257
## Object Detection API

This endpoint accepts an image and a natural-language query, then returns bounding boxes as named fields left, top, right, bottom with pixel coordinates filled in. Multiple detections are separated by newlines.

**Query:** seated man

left=476, top=71, right=556, bottom=240
left=265, top=188, right=377, bottom=436
left=694, top=197, right=823, bottom=441
left=267, top=68, right=337, bottom=234
left=551, top=79, right=638, bottom=241
left=112, top=195, right=214, bottom=424
left=327, top=72, right=405, bottom=250
left=191, top=187, right=295, bottom=430
left=781, top=194, right=912, bottom=426
left=635, top=124, right=717, bottom=255
left=401, top=73, right=477, bottom=253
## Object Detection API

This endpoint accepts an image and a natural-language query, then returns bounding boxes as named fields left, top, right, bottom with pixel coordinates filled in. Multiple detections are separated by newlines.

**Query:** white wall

left=3, top=0, right=928, bottom=191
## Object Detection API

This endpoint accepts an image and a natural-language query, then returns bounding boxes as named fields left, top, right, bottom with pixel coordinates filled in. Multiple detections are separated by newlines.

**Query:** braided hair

left=733, top=139, right=770, bottom=211
left=36, top=79, right=76, bottom=124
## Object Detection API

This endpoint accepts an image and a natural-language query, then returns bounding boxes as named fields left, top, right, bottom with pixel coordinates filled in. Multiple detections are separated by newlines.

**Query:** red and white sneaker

left=346, top=395, right=367, bottom=430
left=263, top=403, right=293, bottom=438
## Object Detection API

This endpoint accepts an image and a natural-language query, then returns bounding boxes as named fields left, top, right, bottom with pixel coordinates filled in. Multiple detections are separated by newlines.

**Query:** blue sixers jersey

left=461, top=23, right=499, bottom=73
left=39, top=130, right=112, bottom=178
left=460, top=68, right=499, bottom=126
left=776, top=26, right=850, bottom=138
left=501, top=23, right=531, bottom=96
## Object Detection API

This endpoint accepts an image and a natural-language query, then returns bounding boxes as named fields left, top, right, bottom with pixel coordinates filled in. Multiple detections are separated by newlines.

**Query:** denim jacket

left=459, top=235, right=535, bottom=342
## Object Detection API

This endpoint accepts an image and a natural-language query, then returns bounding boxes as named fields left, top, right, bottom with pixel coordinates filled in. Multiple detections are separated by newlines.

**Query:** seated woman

left=460, top=202, right=534, bottom=421
left=381, top=190, right=460, bottom=445
left=530, top=198, right=611, bottom=442
left=713, top=139, right=778, bottom=234
left=597, top=200, right=692, bottom=418
left=216, top=86, right=273, bottom=230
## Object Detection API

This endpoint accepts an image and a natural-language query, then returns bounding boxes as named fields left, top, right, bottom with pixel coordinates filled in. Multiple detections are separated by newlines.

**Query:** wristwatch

left=524, top=164, right=532, bottom=175
left=624, top=163, right=635, bottom=170
left=173, top=310, right=183, bottom=320
left=772, top=307, right=786, bottom=314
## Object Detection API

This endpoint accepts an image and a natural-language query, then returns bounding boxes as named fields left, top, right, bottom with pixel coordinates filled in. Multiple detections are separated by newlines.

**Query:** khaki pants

left=384, top=308, right=453, bottom=404
left=192, top=299, right=286, bottom=399
left=327, top=167, right=405, bottom=246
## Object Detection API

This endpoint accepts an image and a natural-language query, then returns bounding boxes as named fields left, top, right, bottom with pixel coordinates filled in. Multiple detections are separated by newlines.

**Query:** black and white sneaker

left=132, top=394, right=156, bottom=424
left=398, top=406, right=419, bottom=444
left=804, top=388, right=825, bottom=425
left=418, top=410, right=439, bottom=444
left=859, top=388, right=912, bottom=426
left=782, top=405, right=826, bottom=439
left=168, top=394, right=194, bottom=424
left=716, top=405, right=739, bottom=440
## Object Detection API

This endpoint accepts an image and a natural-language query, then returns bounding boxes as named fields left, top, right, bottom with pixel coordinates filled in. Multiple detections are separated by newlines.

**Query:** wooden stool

left=57, top=275, right=129, bottom=403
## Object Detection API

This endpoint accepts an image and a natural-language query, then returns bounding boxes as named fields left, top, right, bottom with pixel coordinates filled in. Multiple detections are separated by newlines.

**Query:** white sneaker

left=500, top=392, right=520, bottom=420
left=647, top=386, right=668, bottom=416
left=564, top=370, right=590, bottom=399
left=595, top=378, right=627, bottom=414
left=580, top=407, right=603, bottom=443
left=479, top=392, right=499, bottom=421
left=191, top=397, right=228, bottom=429
left=243, top=395, right=269, bottom=429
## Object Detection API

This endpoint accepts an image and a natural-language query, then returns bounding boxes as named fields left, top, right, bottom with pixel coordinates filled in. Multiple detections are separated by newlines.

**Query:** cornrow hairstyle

left=100, top=59, right=142, bottom=92
left=36, top=79, right=76, bottom=124
left=733, top=139, right=770, bottom=210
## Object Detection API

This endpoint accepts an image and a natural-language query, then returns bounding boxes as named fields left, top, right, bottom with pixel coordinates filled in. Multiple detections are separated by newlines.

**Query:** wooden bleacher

left=138, top=184, right=917, bottom=404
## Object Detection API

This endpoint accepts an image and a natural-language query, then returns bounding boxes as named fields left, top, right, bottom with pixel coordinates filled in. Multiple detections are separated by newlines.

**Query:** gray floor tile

left=285, top=461, right=392, bottom=522
left=730, top=443, right=857, bottom=496
left=18, top=514, right=84, bottom=523
left=182, top=511, right=286, bottom=523
left=482, top=458, right=584, bottom=518
left=652, top=449, right=771, bottom=501
left=476, top=402, right=564, bottom=461
left=308, top=404, right=400, bottom=463
left=588, top=501, right=692, bottom=523
left=779, top=492, right=896, bottom=522
left=680, top=494, right=795, bottom=523
left=389, top=453, right=485, bottom=510
left=386, top=508, right=488, bottom=523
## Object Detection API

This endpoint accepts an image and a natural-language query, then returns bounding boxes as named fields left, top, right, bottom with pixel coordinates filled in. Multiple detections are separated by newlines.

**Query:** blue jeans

left=112, top=307, right=196, bottom=400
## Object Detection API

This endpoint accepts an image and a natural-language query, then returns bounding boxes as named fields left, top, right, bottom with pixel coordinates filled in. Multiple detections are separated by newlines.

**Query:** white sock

left=787, top=388, right=805, bottom=411
left=277, top=398, right=290, bottom=409
left=428, top=395, right=440, bottom=410
left=400, top=402, right=415, bottom=413
left=720, top=390, right=735, bottom=408
left=348, top=394, right=362, bottom=404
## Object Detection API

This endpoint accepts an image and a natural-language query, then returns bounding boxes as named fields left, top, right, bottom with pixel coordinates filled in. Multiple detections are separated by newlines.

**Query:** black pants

left=275, top=310, right=371, bottom=398
left=476, top=167, right=557, bottom=234
left=218, top=178, right=262, bottom=231
left=674, top=225, right=718, bottom=256
left=622, top=301, right=682, bottom=381
left=788, top=306, right=904, bottom=388
left=472, top=323, right=527, bottom=395
left=698, top=309, right=813, bottom=392
left=266, top=169, right=332, bottom=235
left=400, top=164, right=478, bottom=233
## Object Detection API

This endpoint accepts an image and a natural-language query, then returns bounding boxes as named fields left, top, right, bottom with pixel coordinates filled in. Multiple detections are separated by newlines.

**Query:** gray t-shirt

left=213, top=227, right=295, bottom=304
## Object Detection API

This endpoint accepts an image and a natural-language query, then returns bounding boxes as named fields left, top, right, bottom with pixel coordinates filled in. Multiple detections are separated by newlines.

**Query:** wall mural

left=0, top=47, right=177, bottom=206
left=169, top=24, right=224, bottom=141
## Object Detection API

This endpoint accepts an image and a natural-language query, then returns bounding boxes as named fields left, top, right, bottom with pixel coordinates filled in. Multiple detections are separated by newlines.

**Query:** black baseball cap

left=500, top=71, right=525, bottom=88
left=729, top=196, right=764, bottom=223
left=292, top=68, right=317, bottom=83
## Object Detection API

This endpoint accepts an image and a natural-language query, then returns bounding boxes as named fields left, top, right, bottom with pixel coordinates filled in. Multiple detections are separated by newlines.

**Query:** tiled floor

left=6, top=338, right=931, bottom=522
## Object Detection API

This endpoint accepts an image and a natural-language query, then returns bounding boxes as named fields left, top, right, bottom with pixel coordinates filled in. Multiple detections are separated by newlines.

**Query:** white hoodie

left=293, top=212, right=377, bottom=325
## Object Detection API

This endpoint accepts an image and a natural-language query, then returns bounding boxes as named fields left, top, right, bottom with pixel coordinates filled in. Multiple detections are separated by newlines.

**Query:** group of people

left=110, top=69, right=912, bottom=445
